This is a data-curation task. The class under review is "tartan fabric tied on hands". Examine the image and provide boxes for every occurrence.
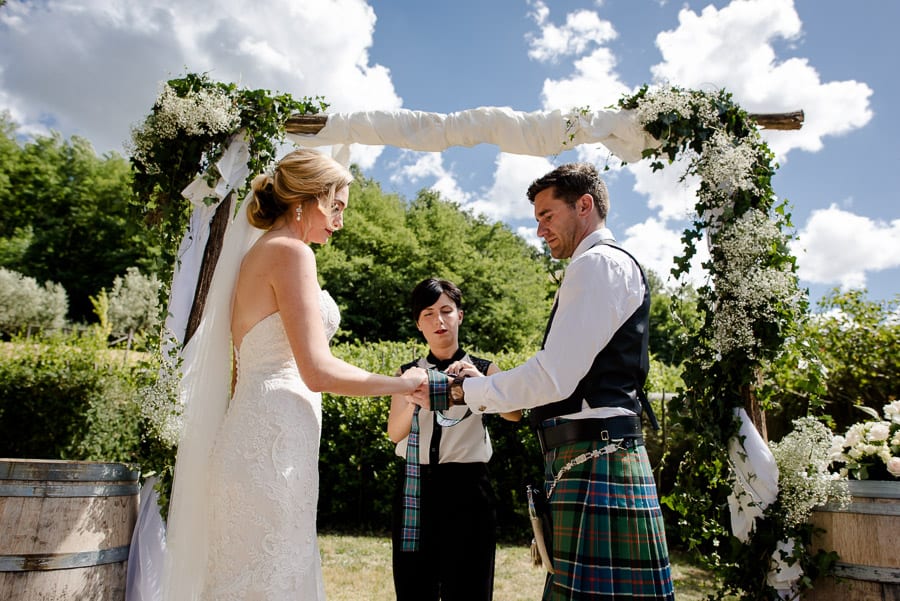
[400,405,422,552]
[399,369,453,552]
[427,368,452,412]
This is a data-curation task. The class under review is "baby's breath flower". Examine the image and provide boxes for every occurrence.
[695,130,761,195]
[138,348,184,448]
[770,417,850,528]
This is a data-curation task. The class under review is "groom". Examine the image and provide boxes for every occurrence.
[414,162,675,600]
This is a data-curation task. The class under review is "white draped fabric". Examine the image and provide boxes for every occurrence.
[286,106,659,164]
[727,408,799,595]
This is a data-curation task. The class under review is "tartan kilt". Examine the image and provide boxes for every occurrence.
[542,439,675,601]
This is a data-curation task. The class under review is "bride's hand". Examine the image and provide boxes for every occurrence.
[400,366,430,409]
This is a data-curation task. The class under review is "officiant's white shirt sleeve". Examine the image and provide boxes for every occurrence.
[463,229,644,415]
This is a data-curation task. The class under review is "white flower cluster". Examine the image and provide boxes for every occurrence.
[695,130,761,196]
[710,209,798,356]
[829,400,900,480]
[138,348,184,448]
[153,83,240,139]
[634,85,718,129]
[128,82,241,170]
[770,417,850,528]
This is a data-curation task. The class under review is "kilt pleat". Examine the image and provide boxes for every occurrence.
[542,440,675,601]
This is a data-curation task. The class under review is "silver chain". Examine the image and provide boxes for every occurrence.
[546,441,625,499]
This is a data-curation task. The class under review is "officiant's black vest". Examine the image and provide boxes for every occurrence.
[529,240,656,427]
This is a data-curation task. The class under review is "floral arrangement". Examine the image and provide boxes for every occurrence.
[619,85,811,600]
[830,401,900,480]
[128,72,328,306]
[770,417,850,529]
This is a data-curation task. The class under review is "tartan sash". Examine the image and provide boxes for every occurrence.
[399,349,486,552]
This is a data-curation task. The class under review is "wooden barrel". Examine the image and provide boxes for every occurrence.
[0,459,140,600]
[806,480,900,601]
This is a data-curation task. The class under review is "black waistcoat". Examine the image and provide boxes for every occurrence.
[529,240,652,426]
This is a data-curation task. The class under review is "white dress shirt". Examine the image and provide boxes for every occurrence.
[463,228,645,418]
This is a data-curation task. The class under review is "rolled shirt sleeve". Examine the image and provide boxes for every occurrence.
[462,230,644,414]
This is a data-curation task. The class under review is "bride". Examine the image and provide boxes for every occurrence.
[162,148,427,600]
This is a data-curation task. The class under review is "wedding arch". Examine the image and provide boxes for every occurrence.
[130,74,815,600]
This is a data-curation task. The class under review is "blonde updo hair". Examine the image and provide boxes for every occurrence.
[247,148,353,229]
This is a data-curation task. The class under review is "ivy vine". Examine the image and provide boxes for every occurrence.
[619,85,835,600]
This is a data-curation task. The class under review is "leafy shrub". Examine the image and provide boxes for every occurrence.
[0,331,145,462]
[0,267,68,336]
[106,267,162,347]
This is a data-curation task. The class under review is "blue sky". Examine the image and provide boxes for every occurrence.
[1,0,897,306]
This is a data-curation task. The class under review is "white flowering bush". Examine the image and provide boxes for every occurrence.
[770,417,850,528]
[830,401,900,480]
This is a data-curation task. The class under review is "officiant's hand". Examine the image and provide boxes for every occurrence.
[445,360,480,379]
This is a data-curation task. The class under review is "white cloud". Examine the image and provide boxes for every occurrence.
[466,154,554,222]
[791,205,900,289]
[650,0,872,159]
[627,158,699,222]
[517,225,544,251]
[621,218,710,288]
[527,1,617,63]
[389,151,472,205]
[0,0,401,156]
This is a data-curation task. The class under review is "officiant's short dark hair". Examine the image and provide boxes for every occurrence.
[526,162,609,221]
[410,278,462,321]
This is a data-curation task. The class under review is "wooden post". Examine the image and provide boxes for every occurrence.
[183,191,233,347]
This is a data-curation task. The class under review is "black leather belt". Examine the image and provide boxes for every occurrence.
[536,415,643,453]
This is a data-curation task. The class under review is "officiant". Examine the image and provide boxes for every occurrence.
[388,278,521,601]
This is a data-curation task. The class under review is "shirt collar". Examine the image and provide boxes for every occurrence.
[426,347,466,372]
[572,227,615,259]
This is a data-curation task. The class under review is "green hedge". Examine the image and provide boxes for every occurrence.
[0,336,678,543]
[0,332,149,462]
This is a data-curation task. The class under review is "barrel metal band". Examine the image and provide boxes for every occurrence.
[0,545,130,572]
[833,561,900,584]
[0,483,139,497]
[815,500,900,516]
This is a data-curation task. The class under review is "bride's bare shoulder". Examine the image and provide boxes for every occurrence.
[246,231,315,264]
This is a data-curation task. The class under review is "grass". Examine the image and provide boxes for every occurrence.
[320,533,718,601]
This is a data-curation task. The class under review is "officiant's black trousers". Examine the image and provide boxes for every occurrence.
[391,462,497,601]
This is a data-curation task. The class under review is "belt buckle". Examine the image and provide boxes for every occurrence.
[600,428,610,442]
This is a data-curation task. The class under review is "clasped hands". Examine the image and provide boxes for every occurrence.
[403,360,478,411]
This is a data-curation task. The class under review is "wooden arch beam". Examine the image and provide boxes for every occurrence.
[285,110,805,136]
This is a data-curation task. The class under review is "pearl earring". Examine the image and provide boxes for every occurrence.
[295,205,302,221]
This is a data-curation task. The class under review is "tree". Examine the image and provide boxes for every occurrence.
[760,288,900,439]
[315,173,556,352]
[646,270,701,367]
[0,123,159,321]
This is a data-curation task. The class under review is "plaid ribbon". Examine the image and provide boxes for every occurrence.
[399,368,454,552]
[400,405,422,551]
[427,368,451,412]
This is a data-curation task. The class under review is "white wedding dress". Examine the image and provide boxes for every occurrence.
[202,291,340,600]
